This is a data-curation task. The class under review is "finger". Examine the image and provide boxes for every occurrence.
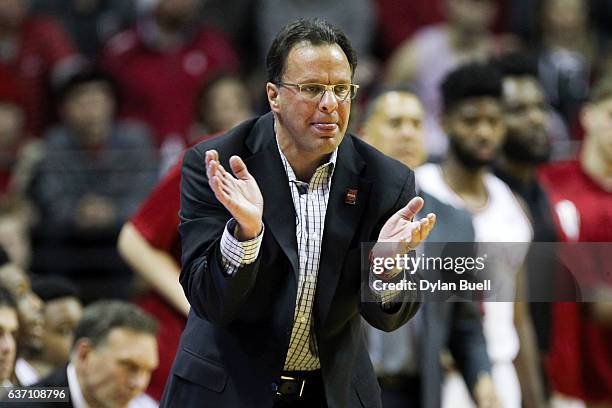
[419,219,433,239]
[205,150,218,170]
[229,155,252,180]
[210,176,229,204]
[396,196,424,221]
[206,158,218,180]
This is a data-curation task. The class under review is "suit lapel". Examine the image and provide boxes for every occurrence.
[315,137,371,327]
[243,114,300,278]
[243,115,372,324]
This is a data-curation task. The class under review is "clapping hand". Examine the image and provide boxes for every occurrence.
[205,150,264,241]
[372,197,436,275]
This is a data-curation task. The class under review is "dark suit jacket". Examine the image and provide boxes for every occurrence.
[418,192,491,408]
[160,113,421,408]
[26,366,72,408]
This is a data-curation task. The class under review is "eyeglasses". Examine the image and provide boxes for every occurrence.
[277,82,360,101]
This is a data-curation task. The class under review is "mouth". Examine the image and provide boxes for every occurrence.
[312,122,339,134]
[475,144,496,159]
[29,324,45,339]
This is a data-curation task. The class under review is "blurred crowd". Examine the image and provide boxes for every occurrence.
[0,0,611,407]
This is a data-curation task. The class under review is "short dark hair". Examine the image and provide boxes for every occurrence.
[266,18,358,84]
[441,62,503,112]
[31,276,80,302]
[73,301,157,348]
[493,51,539,78]
[362,83,419,124]
[0,285,17,310]
[55,67,118,105]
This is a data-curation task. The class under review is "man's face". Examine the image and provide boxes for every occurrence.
[543,0,587,35]
[0,263,44,352]
[445,0,497,33]
[79,328,158,408]
[363,92,426,168]
[62,82,115,147]
[0,216,30,269]
[0,0,29,30]
[200,78,253,134]
[0,103,24,150]
[444,97,506,170]
[582,97,612,163]
[502,76,550,164]
[155,0,200,30]
[267,42,352,160]
[0,306,18,382]
[42,297,82,367]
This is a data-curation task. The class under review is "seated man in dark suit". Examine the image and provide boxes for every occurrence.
[161,18,436,408]
[27,300,159,408]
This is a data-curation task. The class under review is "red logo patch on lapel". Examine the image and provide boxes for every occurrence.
[345,188,358,205]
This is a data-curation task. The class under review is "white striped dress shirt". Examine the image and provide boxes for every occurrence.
[219,139,336,371]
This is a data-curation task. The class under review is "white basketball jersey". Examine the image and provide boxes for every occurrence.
[416,163,533,363]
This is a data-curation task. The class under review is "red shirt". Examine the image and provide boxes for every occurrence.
[0,16,76,135]
[129,132,217,400]
[539,160,612,402]
[100,23,238,146]
[130,158,183,401]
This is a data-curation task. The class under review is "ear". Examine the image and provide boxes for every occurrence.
[266,82,281,113]
[74,338,94,363]
[441,113,451,135]
[580,104,593,132]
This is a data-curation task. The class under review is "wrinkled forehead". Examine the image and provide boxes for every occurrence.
[97,328,158,365]
[378,92,423,119]
[282,41,352,82]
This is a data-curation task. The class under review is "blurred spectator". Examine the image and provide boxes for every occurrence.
[100,0,238,168]
[187,73,255,145]
[0,75,28,198]
[0,260,45,386]
[0,0,80,136]
[494,52,559,244]
[254,1,377,89]
[362,88,500,408]
[537,0,594,130]
[117,156,185,401]
[31,0,138,60]
[28,68,158,301]
[0,74,44,209]
[0,212,31,271]
[31,276,83,379]
[540,75,612,407]
[493,52,565,402]
[374,0,445,57]
[415,62,545,408]
[0,285,18,390]
[385,0,518,159]
[0,72,42,272]
[29,300,159,408]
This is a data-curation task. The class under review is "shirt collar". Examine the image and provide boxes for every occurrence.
[67,363,89,408]
[274,130,337,183]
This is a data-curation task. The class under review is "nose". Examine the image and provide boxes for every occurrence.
[475,119,496,140]
[528,106,546,127]
[400,122,419,140]
[318,89,339,113]
[0,333,13,354]
[127,370,150,392]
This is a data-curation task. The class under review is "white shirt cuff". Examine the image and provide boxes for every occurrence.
[219,219,264,276]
